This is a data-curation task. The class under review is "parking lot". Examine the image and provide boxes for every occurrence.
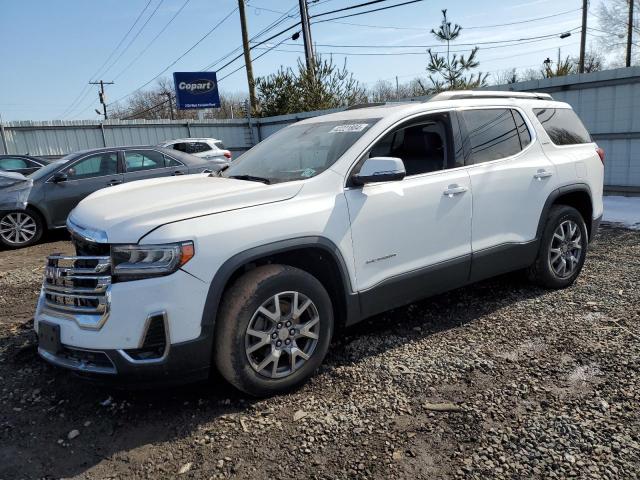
[0,226,638,479]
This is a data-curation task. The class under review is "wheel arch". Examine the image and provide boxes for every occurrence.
[537,183,594,240]
[200,237,359,336]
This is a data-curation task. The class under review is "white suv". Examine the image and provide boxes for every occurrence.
[159,138,232,163]
[35,91,604,396]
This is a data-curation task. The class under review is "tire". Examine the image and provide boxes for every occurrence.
[528,205,588,289]
[214,264,334,397]
[0,209,44,249]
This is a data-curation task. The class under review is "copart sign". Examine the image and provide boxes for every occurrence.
[173,71,221,110]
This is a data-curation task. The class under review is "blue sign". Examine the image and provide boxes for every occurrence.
[173,71,221,109]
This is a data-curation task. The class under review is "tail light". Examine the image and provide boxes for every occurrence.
[223,151,232,159]
[596,147,605,164]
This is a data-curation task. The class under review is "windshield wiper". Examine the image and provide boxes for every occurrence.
[228,174,271,184]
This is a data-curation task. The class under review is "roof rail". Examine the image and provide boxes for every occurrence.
[428,90,553,102]
[345,102,388,110]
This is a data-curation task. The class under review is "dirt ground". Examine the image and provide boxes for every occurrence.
[0,227,638,480]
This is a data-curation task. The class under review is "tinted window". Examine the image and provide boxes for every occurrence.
[214,141,225,149]
[462,109,522,163]
[0,158,28,170]
[513,110,532,148]
[164,155,183,167]
[66,153,118,179]
[125,150,165,172]
[171,143,188,152]
[533,108,591,145]
[192,142,212,153]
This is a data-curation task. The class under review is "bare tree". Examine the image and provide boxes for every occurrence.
[595,0,639,66]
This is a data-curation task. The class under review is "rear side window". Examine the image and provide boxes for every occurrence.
[192,142,212,153]
[214,141,225,150]
[533,108,591,145]
[125,150,165,172]
[461,109,523,163]
[164,155,183,167]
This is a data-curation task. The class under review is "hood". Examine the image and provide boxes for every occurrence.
[0,170,28,186]
[69,174,303,243]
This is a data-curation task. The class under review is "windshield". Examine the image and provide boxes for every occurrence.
[28,157,72,180]
[223,119,378,184]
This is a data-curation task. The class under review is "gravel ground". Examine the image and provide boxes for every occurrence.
[0,226,638,479]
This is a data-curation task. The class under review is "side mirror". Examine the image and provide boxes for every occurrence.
[52,172,68,183]
[352,157,406,186]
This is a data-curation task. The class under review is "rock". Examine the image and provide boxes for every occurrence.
[423,402,463,412]
[67,429,80,440]
[293,410,308,422]
[178,462,192,474]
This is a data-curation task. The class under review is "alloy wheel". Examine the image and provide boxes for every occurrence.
[0,212,37,245]
[549,219,582,278]
[245,291,320,379]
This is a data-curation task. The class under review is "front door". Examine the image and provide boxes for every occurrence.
[44,151,122,227]
[344,111,472,317]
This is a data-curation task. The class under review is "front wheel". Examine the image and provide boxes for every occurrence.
[214,265,334,397]
[528,205,588,289]
[0,210,44,249]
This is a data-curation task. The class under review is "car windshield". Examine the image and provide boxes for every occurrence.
[28,158,69,180]
[222,119,378,184]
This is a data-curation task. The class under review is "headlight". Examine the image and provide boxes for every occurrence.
[111,241,194,280]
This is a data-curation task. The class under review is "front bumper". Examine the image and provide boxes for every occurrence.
[34,256,214,385]
[37,329,213,386]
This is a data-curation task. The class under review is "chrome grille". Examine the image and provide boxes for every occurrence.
[42,255,111,329]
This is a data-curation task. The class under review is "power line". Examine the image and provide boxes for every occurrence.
[113,0,191,81]
[101,0,165,78]
[311,0,394,19]
[311,0,427,24]
[59,0,153,118]
[108,6,238,108]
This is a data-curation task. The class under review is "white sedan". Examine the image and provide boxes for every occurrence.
[159,138,232,164]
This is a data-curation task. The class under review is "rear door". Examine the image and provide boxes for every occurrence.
[122,149,186,183]
[460,107,556,278]
[43,151,122,227]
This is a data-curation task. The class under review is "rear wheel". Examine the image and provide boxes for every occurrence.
[214,265,333,397]
[0,209,43,248]
[528,205,588,289]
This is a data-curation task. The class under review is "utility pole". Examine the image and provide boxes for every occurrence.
[298,0,314,70]
[627,0,634,67]
[578,0,588,73]
[89,80,114,120]
[237,0,257,113]
[163,92,174,120]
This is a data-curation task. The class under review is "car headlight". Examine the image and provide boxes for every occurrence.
[111,241,194,280]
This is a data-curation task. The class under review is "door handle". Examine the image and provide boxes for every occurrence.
[108,179,122,186]
[172,170,185,176]
[534,169,553,180]
[443,184,468,197]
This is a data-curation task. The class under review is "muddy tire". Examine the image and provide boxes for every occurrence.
[214,265,333,397]
[0,209,44,249]
[528,205,588,289]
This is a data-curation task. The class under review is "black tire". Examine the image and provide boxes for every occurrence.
[0,209,44,249]
[528,205,588,289]
[214,264,334,397]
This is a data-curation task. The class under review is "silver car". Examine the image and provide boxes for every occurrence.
[0,146,219,249]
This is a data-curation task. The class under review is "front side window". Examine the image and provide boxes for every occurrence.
[461,109,523,163]
[0,158,28,170]
[66,153,118,179]
[223,119,379,183]
[366,111,460,176]
[533,108,592,145]
[125,150,165,172]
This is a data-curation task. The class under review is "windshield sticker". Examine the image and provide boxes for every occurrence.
[329,123,369,133]
[301,168,316,178]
